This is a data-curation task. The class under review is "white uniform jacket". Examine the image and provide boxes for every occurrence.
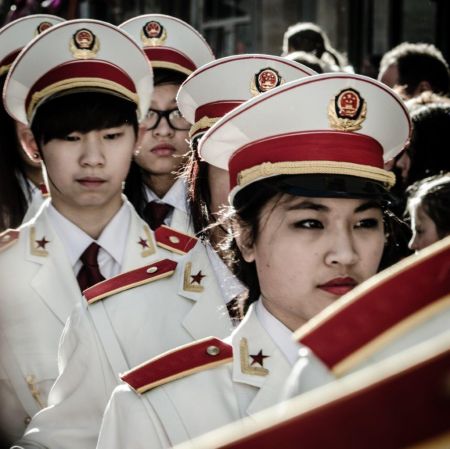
[0,200,158,443]
[96,303,292,449]
[15,239,234,449]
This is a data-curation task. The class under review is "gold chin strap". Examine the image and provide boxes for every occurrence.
[189,116,220,139]
[27,77,139,121]
[237,160,396,189]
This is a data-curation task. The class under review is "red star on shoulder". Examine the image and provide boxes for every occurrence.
[250,350,269,367]
[35,237,50,249]
[138,237,149,249]
[190,270,206,285]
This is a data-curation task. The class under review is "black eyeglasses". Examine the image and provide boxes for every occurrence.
[145,108,190,131]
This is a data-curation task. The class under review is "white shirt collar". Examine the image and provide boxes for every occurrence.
[205,244,246,304]
[255,299,300,366]
[47,200,131,269]
[144,178,188,213]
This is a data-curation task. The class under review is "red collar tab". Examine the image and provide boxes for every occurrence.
[154,225,198,255]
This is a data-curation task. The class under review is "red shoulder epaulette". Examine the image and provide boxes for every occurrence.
[0,229,20,253]
[294,236,450,375]
[121,336,233,394]
[83,259,177,305]
[154,225,198,255]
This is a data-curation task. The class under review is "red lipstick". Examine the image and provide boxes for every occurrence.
[318,277,357,296]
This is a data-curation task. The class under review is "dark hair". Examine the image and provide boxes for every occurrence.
[284,51,324,73]
[181,139,210,237]
[282,22,346,70]
[31,91,139,146]
[0,73,31,231]
[222,178,408,312]
[406,103,450,186]
[379,43,450,96]
[406,173,450,239]
[124,68,187,216]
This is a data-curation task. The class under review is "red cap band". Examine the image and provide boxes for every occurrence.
[144,47,196,73]
[228,131,384,190]
[0,49,21,70]
[194,101,243,122]
[26,60,137,112]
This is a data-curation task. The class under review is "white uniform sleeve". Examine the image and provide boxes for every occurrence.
[96,384,171,449]
[13,303,118,449]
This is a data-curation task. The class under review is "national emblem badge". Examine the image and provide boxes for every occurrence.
[70,28,99,59]
[328,88,367,132]
[250,67,283,96]
[35,21,53,36]
[141,20,167,46]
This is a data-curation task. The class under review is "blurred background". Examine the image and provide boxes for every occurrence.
[0,0,448,76]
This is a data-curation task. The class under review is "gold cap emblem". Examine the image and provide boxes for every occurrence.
[70,28,99,59]
[35,21,53,36]
[141,21,167,46]
[328,88,367,131]
[251,67,283,96]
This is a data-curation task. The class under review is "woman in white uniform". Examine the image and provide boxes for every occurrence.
[96,73,411,448]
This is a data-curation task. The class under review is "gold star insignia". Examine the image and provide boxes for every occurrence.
[190,270,206,285]
[35,237,49,249]
[250,350,269,367]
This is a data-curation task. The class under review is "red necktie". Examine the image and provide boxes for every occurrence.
[143,201,173,230]
[226,297,243,323]
[76,242,105,292]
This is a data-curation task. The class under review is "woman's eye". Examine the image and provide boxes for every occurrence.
[355,218,380,229]
[294,219,323,229]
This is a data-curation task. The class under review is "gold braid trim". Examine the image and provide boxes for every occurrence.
[189,116,220,138]
[151,61,193,76]
[238,161,396,188]
[0,63,11,77]
[27,78,139,120]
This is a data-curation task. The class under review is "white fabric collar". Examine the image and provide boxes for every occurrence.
[255,299,300,366]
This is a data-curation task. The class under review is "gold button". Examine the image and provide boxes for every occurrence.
[169,235,180,244]
[147,266,158,274]
[24,416,31,425]
[1,234,11,242]
[206,345,220,356]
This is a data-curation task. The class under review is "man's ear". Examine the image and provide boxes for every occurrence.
[233,221,255,263]
[16,122,41,162]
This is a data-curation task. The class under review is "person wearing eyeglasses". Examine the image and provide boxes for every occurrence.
[121,15,213,233]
